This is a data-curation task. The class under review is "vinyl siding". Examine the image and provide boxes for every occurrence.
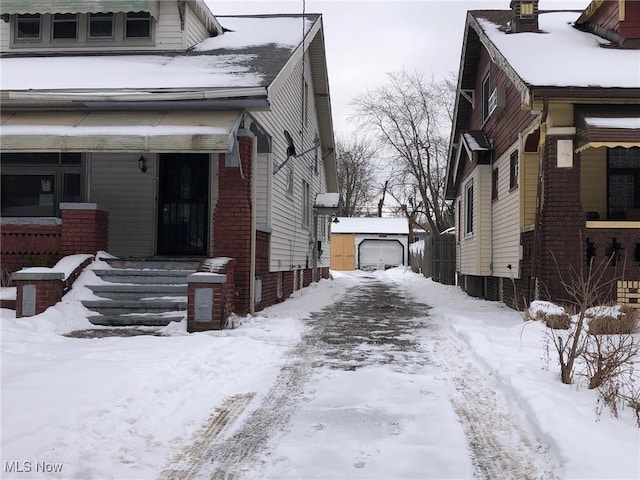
[252,55,329,272]
[458,166,491,276]
[521,152,538,228]
[1,1,186,52]
[492,148,521,278]
[255,152,272,231]
[580,147,607,219]
[183,3,210,49]
[89,153,156,257]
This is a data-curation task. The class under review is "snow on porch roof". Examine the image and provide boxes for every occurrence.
[331,217,409,235]
[0,110,242,153]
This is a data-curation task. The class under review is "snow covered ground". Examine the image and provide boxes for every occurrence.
[1,266,639,479]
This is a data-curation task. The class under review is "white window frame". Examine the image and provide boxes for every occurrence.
[465,180,474,235]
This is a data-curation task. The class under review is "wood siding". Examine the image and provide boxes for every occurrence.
[491,147,521,278]
[580,147,607,219]
[252,55,330,272]
[591,0,620,33]
[183,3,210,49]
[470,47,536,161]
[89,153,156,257]
[521,152,539,228]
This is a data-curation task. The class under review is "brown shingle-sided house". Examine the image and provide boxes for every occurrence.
[445,0,640,309]
[0,1,338,323]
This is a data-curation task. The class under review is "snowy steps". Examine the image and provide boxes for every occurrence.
[83,257,200,327]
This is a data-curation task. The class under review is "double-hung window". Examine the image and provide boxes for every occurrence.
[88,13,114,38]
[125,12,151,38]
[15,14,41,40]
[510,151,519,190]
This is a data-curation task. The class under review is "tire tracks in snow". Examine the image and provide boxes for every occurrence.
[428,326,561,480]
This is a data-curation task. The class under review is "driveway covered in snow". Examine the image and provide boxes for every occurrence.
[161,274,558,479]
[3,268,638,480]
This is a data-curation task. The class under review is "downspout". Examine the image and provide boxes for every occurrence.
[249,135,258,315]
[529,96,548,302]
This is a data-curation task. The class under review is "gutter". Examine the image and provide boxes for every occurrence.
[7,87,268,102]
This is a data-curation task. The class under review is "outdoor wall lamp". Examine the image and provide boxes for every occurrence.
[138,155,148,173]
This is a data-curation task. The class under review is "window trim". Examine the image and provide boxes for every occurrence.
[481,71,491,124]
[302,180,311,228]
[465,180,474,235]
[510,151,519,191]
[10,12,155,48]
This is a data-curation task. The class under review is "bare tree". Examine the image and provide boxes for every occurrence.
[335,135,378,217]
[351,70,454,233]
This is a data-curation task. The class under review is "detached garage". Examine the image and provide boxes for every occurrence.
[330,217,409,271]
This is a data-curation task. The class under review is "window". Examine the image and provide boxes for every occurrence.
[457,200,462,239]
[302,180,311,227]
[492,167,499,200]
[510,151,519,190]
[126,12,151,38]
[465,181,474,235]
[53,13,77,40]
[608,147,640,220]
[482,72,491,123]
[521,2,534,16]
[89,13,114,38]
[16,14,41,40]
[1,153,83,217]
[303,80,309,126]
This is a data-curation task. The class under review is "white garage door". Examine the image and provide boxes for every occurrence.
[358,240,404,271]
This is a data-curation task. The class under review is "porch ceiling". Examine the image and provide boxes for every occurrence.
[0,110,242,153]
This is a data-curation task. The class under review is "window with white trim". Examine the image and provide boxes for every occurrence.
[482,72,491,123]
[465,180,474,235]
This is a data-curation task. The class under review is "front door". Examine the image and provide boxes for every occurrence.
[157,154,209,256]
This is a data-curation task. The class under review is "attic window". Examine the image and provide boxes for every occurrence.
[16,14,40,39]
[125,12,151,38]
[520,2,534,17]
[481,72,491,123]
[89,13,114,38]
[53,13,77,40]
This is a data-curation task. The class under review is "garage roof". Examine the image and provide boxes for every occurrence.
[331,217,409,235]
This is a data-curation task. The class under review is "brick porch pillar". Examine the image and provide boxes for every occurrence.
[60,203,109,255]
[12,270,64,318]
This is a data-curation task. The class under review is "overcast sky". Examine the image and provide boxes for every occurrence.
[206,1,590,137]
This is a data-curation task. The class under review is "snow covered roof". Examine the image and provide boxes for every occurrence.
[331,217,409,235]
[0,15,320,93]
[472,11,640,89]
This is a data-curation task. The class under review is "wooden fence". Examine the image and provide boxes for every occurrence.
[409,233,456,285]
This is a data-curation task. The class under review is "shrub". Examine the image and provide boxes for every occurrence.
[528,300,571,329]
[587,306,639,335]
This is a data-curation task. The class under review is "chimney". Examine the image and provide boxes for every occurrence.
[510,0,540,33]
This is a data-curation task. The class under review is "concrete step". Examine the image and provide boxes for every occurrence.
[92,269,191,285]
[87,284,187,300]
[99,257,202,271]
[82,299,186,316]
[87,314,184,327]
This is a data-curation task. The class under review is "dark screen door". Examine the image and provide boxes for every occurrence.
[157,154,209,255]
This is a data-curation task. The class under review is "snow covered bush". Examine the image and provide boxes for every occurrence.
[528,300,571,329]
[587,305,639,335]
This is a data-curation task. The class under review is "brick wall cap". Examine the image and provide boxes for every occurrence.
[60,202,101,211]
[188,273,227,284]
[12,269,64,281]
[1,217,62,226]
